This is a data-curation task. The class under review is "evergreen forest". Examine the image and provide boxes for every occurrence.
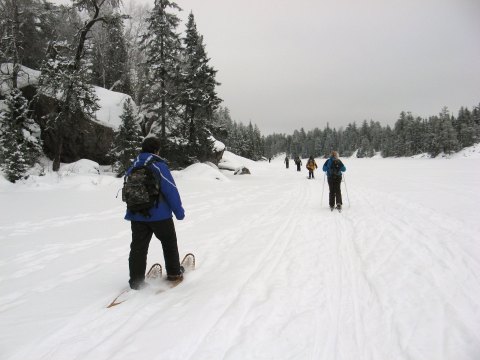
[0,0,479,183]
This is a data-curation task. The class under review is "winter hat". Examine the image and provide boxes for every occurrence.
[142,136,161,154]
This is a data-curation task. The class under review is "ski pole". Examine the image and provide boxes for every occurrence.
[321,173,325,206]
[343,174,351,208]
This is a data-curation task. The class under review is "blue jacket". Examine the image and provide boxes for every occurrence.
[124,153,185,222]
[322,156,346,178]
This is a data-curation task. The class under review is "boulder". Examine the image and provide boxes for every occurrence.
[234,167,251,175]
[209,137,226,165]
[33,92,115,164]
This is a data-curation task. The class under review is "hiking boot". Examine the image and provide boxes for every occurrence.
[330,206,334,211]
[130,280,150,290]
[166,274,183,281]
[336,204,342,210]
[167,266,185,281]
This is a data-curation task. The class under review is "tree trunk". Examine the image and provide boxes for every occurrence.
[10,0,21,89]
[189,110,195,144]
[52,137,63,171]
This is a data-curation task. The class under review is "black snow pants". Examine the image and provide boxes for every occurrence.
[327,176,342,207]
[129,219,181,287]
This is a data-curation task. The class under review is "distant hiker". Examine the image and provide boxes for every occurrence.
[123,136,185,290]
[294,156,302,171]
[284,156,290,169]
[322,151,346,211]
[306,156,318,179]
[269,157,271,163]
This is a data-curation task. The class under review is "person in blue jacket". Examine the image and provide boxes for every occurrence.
[322,151,346,211]
[124,136,185,289]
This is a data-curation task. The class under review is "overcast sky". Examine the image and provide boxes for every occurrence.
[117,1,479,133]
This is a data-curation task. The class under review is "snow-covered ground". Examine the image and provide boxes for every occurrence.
[1,151,479,360]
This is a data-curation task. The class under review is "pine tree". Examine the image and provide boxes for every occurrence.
[0,125,29,182]
[322,123,334,156]
[456,106,476,148]
[140,0,183,142]
[254,126,264,159]
[380,125,395,157]
[20,0,59,69]
[343,122,358,157]
[110,98,142,176]
[369,120,383,153]
[211,106,232,144]
[179,12,221,161]
[393,112,408,156]
[91,15,132,94]
[358,137,374,158]
[0,89,41,181]
[424,116,441,157]
[473,103,480,143]
[0,0,75,82]
[0,0,24,89]
[438,107,459,154]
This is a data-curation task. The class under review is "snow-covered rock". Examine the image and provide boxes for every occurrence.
[1,63,135,164]
[59,159,100,175]
[94,86,134,130]
[0,63,41,94]
[173,163,229,182]
[210,136,225,152]
[218,150,257,173]
[234,167,251,175]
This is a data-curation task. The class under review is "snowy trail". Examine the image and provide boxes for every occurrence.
[1,156,480,360]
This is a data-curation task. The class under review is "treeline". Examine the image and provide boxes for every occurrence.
[262,104,480,159]
[211,107,264,161]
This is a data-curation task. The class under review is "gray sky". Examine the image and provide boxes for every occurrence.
[126,1,480,133]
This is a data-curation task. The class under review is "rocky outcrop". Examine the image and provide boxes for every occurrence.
[32,91,114,164]
[1,64,130,165]
[234,167,251,175]
[209,147,225,166]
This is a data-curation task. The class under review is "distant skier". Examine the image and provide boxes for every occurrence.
[284,156,290,169]
[322,151,346,211]
[306,155,318,179]
[294,156,302,171]
[123,136,185,290]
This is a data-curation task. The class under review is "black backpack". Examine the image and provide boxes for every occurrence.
[122,160,161,217]
[330,159,343,178]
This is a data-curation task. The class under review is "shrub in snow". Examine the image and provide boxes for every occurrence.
[0,89,42,182]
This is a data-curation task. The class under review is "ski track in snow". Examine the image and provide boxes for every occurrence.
[1,158,480,360]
